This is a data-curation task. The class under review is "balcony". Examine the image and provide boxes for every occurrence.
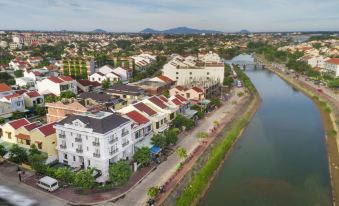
[122,141,129,147]
[92,141,100,146]
[121,131,129,137]
[75,137,82,143]
[109,149,119,155]
[59,134,66,139]
[109,138,118,144]
[76,148,83,153]
[60,144,67,149]
[93,153,100,158]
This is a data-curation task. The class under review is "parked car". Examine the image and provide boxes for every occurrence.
[0,186,38,206]
[37,176,59,192]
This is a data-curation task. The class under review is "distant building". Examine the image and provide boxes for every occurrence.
[37,76,77,96]
[61,58,95,79]
[106,84,144,104]
[324,58,339,77]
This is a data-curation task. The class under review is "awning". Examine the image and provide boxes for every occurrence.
[150,145,161,155]
[16,133,30,140]
[35,141,42,144]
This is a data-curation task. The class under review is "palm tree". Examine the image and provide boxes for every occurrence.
[176,147,187,162]
[196,131,209,141]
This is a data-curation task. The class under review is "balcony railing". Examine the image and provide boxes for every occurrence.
[122,141,129,147]
[76,148,83,153]
[92,141,100,146]
[60,144,67,149]
[75,137,82,143]
[93,153,100,158]
[109,138,118,144]
[109,149,119,155]
[59,134,66,139]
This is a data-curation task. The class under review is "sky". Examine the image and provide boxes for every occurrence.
[1,0,339,32]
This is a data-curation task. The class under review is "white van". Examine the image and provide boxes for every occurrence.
[37,176,59,192]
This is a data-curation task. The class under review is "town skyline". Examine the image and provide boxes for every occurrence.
[1,0,339,32]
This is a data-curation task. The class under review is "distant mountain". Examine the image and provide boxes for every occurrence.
[239,29,251,34]
[92,29,107,33]
[140,26,222,34]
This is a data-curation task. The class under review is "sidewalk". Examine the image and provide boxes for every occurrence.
[112,88,246,206]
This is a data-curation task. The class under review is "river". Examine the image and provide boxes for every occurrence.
[201,54,332,206]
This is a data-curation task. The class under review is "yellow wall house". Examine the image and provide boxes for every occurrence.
[30,122,57,157]
[1,118,31,144]
[15,122,42,149]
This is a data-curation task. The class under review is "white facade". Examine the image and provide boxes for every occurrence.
[15,77,36,89]
[162,53,224,85]
[55,112,133,181]
[37,77,77,96]
[0,94,25,112]
[324,59,339,77]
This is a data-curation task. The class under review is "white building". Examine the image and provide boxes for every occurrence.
[324,58,339,77]
[162,52,224,85]
[55,111,133,181]
[0,93,25,112]
[37,76,77,96]
[92,65,129,83]
[131,54,156,71]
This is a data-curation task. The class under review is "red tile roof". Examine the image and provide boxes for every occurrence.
[15,89,28,95]
[171,98,182,106]
[8,118,30,129]
[16,133,30,140]
[157,75,175,84]
[24,122,41,131]
[3,93,21,100]
[37,122,56,137]
[175,94,187,102]
[26,91,41,98]
[159,95,168,102]
[0,84,11,92]
[192,87,203,93]
[78,79,101,87]
[326,58,339,65]
[59,76,74,81]
[126,110,150,124]
[48,76,64,83]
[134,102,157,116]
[175,86,186,91]
[148,96,167,109]
[32,71,42,76]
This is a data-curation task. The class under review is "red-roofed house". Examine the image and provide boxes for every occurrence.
[23,91,44,107]
[1,118,30,144]
[170,86,205,101]
[37,76,77,95]
[77,79,102,93]
[125,110,153,144]
[0,83,13,98]
[324,58,339,77]
[30,122,57,156]
[0,93,25,112]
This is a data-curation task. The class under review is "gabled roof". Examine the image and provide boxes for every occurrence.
[175,94,187,102]
[59,76,74,82]
[24,122,41,131]
[326,58,339,65]
[134,102,157,116]
[3,93,21,100]
[157,75,175,84]
[171,98,182,106]
[77,79,101,87]
[125,110,150,125]
[0,84,11,92]
[8,118,30,129]
[148,96,167,109]
[158,95,168,102]
[15,89,28,95]
[26,91,41,98]
[192,86,203,93]
[47,76,73,84]
[175,86,186,91]
[37,122,56,137]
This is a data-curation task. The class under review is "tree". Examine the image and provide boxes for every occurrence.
[164,128,179,146]
[9,144,28,164]
[147,186,159,199]
[11,111,25,120]
[213,120,220,127]
[133,147,152,167]
[151,133,167,150]
[191,104,204,119]
[29,144,41,156]
[28,153,47,174]
[172,114,194,130]
[109,160,132,186]
[0,117,5,125]
[55,167,75,184]
[210,97,221,107]
[196,131,209,140]
[73,169,95,190]
[44,95,56,103]
[14,70,23,78]
[102,79,110,89]
[176,147,187,162]
[60,91,76,99]
[0,145,7,157]
[34,105,47,116]
[328,78,339,88]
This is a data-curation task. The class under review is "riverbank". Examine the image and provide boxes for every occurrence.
[256,54,339,206]
[161,89,261,206]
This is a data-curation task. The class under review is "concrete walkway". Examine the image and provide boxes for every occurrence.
[109,89,245,206]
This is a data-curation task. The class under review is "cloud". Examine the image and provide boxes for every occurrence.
[0,0,338,32]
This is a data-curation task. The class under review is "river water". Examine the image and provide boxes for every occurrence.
[201,55,332,206]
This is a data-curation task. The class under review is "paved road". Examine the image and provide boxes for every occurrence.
[109,89,244,206]
[0,170,67,206]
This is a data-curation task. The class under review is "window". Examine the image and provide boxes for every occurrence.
[176,77,179,79]
[7,132,11,139]
[38,143,42,149]
[73,156,76,161]
[156,122,159,129]
[190,72,192,75]
[207,72,209,75]
[16,102,21,106]
[176,72,179,74]
[64,154,68,159]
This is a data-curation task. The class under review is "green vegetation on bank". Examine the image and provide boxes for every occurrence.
[233,65,256,93]
[175,100,256,206]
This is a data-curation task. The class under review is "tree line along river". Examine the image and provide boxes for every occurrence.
[201,54,332,206]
